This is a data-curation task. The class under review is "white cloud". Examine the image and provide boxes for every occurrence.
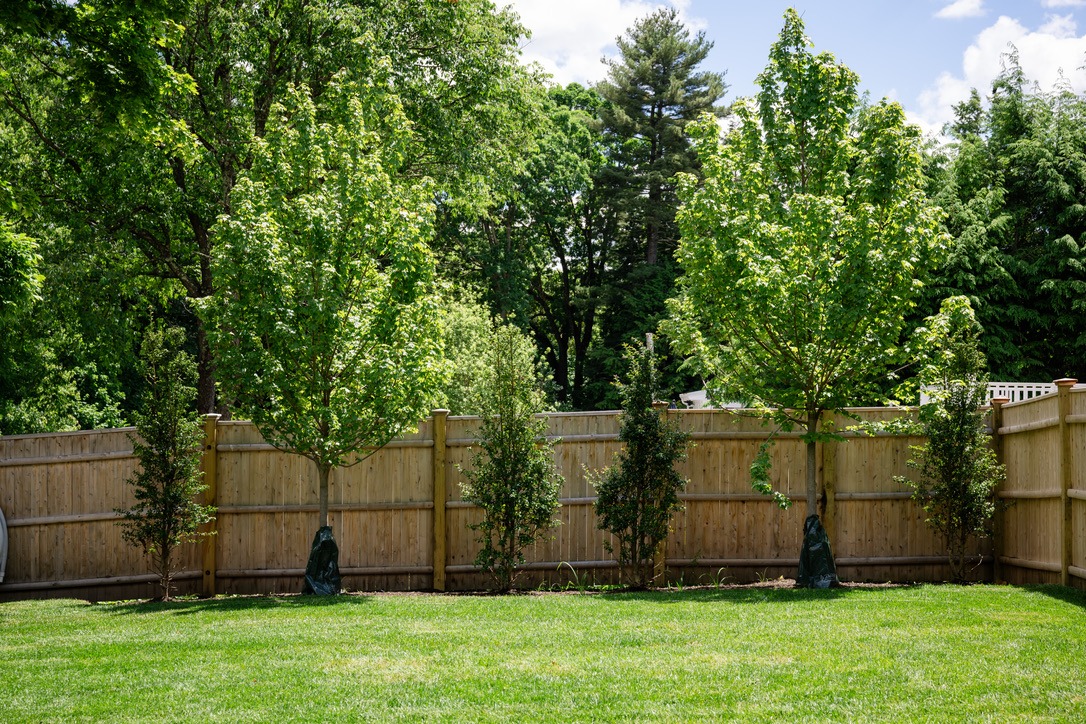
[909,14,1086,134]
[935,0,987,20]
[503,0,706,86]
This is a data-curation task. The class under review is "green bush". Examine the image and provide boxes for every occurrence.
[117,324,215,600]
[897,297,1005,582]
[593,346,689,588]
[460,322,562,592]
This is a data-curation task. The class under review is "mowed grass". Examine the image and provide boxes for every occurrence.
[1,584,1084,722]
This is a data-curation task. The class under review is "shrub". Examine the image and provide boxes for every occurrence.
[460,322,562,592]
[897,297,1005,582]
[593,345,689,588]
[117,324,215,600]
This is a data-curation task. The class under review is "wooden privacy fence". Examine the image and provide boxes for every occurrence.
[1,391,1078,601]
[992,379,1086,588]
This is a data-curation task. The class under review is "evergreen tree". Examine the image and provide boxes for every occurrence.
[897,297,1005,582]
[923,55,1086,381]
[593,345,689,588]
[460,322,562,592]
[593,8,726,406]
[597,8,726,269]
[117,323,214,601]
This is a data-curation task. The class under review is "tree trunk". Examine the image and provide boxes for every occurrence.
[806,410,819,517]
[318,463,331,528]
[196,323,218,415]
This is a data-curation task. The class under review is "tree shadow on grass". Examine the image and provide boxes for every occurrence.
[1028,584,1086,610]
[99,592,374,616]
[595,585,869,605]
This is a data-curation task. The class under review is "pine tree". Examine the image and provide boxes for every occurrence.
[597,8,726,269]
[593,8,726,406]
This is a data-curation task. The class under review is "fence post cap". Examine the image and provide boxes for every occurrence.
[990,396,1010,406]
[1054,378,1078,388]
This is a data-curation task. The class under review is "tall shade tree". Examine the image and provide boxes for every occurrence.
[667,10,944,556]
[593,8,726,405]
[0,0,539,416]
[439,84,620,408]
[203,74,443,555]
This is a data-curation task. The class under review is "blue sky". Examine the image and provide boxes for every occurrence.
[505,0,1086,134]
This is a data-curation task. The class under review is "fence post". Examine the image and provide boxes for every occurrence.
[652,400,669,584]
[432,409,449,592]
[201,413,222,597]
[989,396,1010,583]
[1056,379,1077,587]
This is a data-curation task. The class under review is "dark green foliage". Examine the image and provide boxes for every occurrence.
[923,55,1086,381]
[460,323,562,592]
[593,9,726,405]
[897,297,1005,582]
[597,7,726,269]
[593,346,689,588]
[0,218,40,316]
[0,0,541,416]
[117,323,214,601]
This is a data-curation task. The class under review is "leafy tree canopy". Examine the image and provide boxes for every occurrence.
[667,9,945,515]
[203,69,444,527]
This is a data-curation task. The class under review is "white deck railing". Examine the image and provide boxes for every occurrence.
[919,381,1058,405]
[682,382,1070,408]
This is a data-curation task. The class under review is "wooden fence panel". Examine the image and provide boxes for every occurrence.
[999,394,1064,584]
[3,399,1080,599]
[0,428,202,600]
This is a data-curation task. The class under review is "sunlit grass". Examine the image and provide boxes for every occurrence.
[1,585,1084,722]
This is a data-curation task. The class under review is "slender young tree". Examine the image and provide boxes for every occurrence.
[460,321,562,593]
[667,10,944,584]
[897,296,1005,581]
[593,345,689,588]
[117,323,214,601]
[203,72,444,591]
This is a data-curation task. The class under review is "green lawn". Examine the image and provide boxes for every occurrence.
[1,585,1084,722]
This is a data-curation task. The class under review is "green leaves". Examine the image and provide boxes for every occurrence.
[593,345,690,588]
[460,322,561,592]
[668,10,944,513]
[669,11,943,421]
[204,74,443,505]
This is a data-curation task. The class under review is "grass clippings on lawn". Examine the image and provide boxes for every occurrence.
[1,584,1084,722]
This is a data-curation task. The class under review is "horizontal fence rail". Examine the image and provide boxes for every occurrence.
[1,384,1082,600]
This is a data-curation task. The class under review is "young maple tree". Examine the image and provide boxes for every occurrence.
[204,70,443,591]
[667,10,944,584]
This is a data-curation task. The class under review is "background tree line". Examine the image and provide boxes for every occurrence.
[0,1,1082,435]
